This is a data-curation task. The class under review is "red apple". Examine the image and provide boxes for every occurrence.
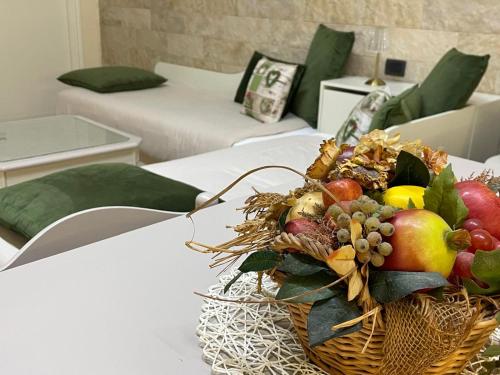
[456,180,500,239]
[322,179,363,208]
[452,252,475,279]
[285,219,318,236]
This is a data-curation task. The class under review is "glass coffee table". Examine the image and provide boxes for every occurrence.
[0,115,141,188]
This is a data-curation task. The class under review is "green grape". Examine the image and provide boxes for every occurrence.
[357,251,371,264]
[371,252,385,267]
[379,222,395,237]
[336,228,350,243]
[355,239,370,253]
[352,211,367,224]
[367,232,382,247]
[350,200,362,213]
[378,242,393,256]
[336,213,351,229]
[326,204,344,220]
[361,199,380,214]
[364,217,380,232]
[380,205,396,220]
[359,195,371,202]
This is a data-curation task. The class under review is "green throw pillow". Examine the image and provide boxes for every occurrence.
[419,48,489,116]
[235,51,305,118]
[291,25,355,128]
[58,66,167,93]
[0,164,201,239]
[369,85,422,131]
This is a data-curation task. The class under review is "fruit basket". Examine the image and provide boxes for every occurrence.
[187,131,500,375]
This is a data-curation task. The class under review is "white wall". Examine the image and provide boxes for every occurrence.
[80,0,102,67]
[0,0,82,121]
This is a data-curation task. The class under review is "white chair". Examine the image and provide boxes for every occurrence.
[0,206,181,271]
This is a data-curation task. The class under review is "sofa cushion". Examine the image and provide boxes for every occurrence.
[369,85,422,131]
[291,25,355,128]
[241,57,299,123]
[419,48,490,116]
[235,51,305,118]
[58,66,167,93]
[0,163,201,239]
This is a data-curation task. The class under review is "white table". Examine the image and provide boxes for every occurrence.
[0,157,489,374]
[0,115,141,187]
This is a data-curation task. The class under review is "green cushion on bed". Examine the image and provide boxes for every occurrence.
[369,85,422,131]
[0,164,201,239]
[419,48,489,116]
[291,25,355,128]
[58,66,167,93]
[234,51,306,118]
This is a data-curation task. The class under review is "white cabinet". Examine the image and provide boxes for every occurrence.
[317,76,413,135]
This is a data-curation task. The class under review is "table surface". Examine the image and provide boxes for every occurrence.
[0,156,489,375]
[0,115,140,169]
[322,75,414,96]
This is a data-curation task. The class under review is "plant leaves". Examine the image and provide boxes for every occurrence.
[307,295,362,347]
[278,208,290,232]
[370,271,449,304]
[278,253,329,276]
[238,250,282,273]
[423,164,468,228]
[223,272,243,294]
[464,249,500,295]
[389,151,430,188]
[483,345,500,357]
[407,198,416,209]
[275,272,340,304]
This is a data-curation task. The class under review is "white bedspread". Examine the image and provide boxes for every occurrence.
[56,84,309,161]
[143,135,491,201]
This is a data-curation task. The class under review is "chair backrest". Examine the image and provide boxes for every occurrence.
[1,206,181,271]
[155,62,243,98]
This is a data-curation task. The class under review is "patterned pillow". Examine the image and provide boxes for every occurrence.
[336,90,391,145]
[242,57,298,123]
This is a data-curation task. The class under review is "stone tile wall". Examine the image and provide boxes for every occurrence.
[99,0,500,94]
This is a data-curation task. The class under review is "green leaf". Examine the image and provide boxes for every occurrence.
[275,272,340,304]
[278,208,290,232]
[464,249,500,295]
[423,164,468,228]
[389,151,430,188]
[483,345,500,357]
[496,312,500,324]
[223,272,243,294]
[370,271,449,304]
[279,253,329,276]
[238,251,282,273]
[307,295,362,347]
[407,198,416,209]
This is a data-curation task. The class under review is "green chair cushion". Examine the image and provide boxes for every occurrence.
[234,51,306,118]
[369,85,422,131]
[419,48,489,116]
[291,25,355,128]
[0,163,201,239]
[58,66,167,93]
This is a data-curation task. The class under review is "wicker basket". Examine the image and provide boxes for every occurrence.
[287,302,498,375]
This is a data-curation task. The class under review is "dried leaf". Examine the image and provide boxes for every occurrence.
[350,219,363,245]
[348,270,364,301]
[326,245,356,276]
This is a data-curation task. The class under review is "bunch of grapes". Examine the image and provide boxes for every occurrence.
[326,196,397,268]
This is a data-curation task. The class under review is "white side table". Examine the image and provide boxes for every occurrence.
[318,76,414,135]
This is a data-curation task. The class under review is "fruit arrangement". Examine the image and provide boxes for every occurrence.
[187,131,499,375]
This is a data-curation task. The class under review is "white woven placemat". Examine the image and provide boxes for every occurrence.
[197,271,499,375]
[196,271,325,375]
